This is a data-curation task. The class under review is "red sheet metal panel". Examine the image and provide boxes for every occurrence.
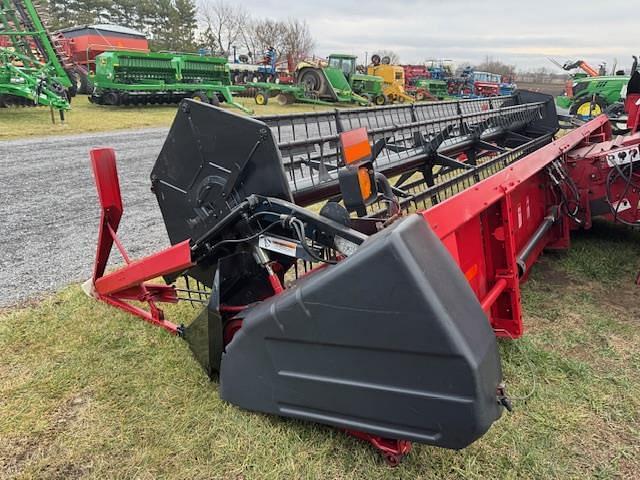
[421,115,612,338]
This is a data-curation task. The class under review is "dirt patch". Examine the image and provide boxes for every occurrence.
[601,284,640,321]
[529,255,573,287]
[1,393,91,479]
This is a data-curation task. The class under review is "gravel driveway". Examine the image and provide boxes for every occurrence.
[0,128,173,307]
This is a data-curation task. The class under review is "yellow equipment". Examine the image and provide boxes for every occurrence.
[367,60,414,104]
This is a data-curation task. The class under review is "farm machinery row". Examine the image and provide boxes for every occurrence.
[403,62,517,101]
[246,54,515,108]
[83,78,640,466]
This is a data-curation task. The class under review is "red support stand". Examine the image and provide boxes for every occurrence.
[87,148,195,334]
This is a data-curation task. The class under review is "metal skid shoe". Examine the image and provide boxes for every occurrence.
[87,100,508,465]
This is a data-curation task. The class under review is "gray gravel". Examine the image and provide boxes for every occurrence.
[0,128,172,307]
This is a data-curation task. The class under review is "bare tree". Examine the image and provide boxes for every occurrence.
[474,56,516,78]
[198,0,249,56]
[241,18,287,60]
[281,18,314,63]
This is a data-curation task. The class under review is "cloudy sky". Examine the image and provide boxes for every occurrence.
[241,0,637,72]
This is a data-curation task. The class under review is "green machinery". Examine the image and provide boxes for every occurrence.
[90,50,252,113]
[0,0,73,116]
[298,53,383,105]
[556,74,630,117]
[412,78,450,100]
[249,82,335,106]
[249,53,383,107]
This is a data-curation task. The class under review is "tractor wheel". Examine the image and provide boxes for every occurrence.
[381,56,391,65]
[570,95,607,117]
[65,68,80,97]
[191,91,209,103]
[255,91,268,105]
[374,94,388,106]
[371,54,381,66]
[233,73,243,84]
[298,68,326,95]
[209,94,221,106]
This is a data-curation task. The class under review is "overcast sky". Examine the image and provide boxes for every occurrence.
[242,0,637,72]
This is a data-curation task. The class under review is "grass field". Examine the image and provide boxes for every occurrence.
[1,220,638,479]
[0,95,333,140]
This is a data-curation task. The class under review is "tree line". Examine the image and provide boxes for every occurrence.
[46,0,315,61]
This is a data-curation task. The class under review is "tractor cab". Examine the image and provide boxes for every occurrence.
[327,53,358,81]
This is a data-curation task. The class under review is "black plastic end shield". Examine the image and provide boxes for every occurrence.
[150,100,292,246]
[219,214,503,449]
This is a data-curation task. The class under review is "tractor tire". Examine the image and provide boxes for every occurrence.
[65,68,80,97]
[298,68,326,96]
[210,94,221,106]
[191,91,209,103]
[371,54,381,66]
[381,56,391,65]
[255,91,268,105]
[570,95,607,117]
[374,94,388,106]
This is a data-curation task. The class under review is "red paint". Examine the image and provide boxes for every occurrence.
[89,148,194,335]
[345,430,412,466]
[421,115,639,338]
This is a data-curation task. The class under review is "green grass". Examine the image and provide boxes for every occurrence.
[1,220,639,479]
[0,95,333,141]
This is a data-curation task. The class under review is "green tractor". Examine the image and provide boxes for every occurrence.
[556,75,630,117]
[296,53,385,105]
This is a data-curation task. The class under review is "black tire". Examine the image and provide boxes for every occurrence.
[79,71,94,95]
[65,69,80,97]
[103,91,120,106]
[210,94,221,106]
[371,54,381,66]
[298,68,326,95]
[381,56,391,65]
[374,94,387,106]
[190,91,209,103]
[570,95,607,117]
